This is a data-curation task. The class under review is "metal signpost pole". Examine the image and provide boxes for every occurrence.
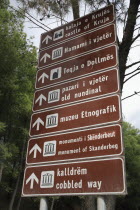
[97,196,106,210]
[39,197,48,210]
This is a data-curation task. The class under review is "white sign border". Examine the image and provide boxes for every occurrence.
[38,24,117,70]
[29,94,122,138]
[26,123,123,165]
[22,157,126,197]
[36,44,118,90]
[33,68,120,112]
[39,4,115,51]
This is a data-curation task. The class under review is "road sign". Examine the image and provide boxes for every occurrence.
[26,124,123,165]
[38,24,116,68]
[23,4,126,198]
[22,157,126,196]
[36,45,118,89]
[33,69,119,112]
[29,94,121,137]
[40,4,114,50]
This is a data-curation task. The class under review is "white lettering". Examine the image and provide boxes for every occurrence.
[87,181,102,190]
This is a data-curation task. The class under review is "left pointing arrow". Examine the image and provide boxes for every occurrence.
[29,144,42,158]
[35,94,47,106]
[32,118,44,131]
[26,173,39,189]
[40,53,51,63]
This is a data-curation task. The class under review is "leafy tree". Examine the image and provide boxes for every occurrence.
[116,122,140,210]
[0,2,37,210]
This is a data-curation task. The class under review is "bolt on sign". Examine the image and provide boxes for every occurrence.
[22,158,126,196]
[33,69,119,112]
[26,124,123,165]
[38,24,116,68]
[29,94,121,137]
[36,45,118,89]
[40,4,114,49]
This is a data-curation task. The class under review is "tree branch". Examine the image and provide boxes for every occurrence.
[131,33,140,44]
[106,0,111,5]
[131,44,140,49]
[134,26,140,31]
[71,0,80,19]
[51,14,68,23]
[119,0,140,90]
[84,2,87,15]
[136,14,140,18]
[125,66,140,76]
[18,6,52,30]
[8,5,48,31]
[122,91,140,100]
[126,60,140,69]
[117,35,120,46]
[123,71,140,84]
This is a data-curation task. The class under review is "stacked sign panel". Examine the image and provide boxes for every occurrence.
[22,4,126,196]
[23,158,125,196]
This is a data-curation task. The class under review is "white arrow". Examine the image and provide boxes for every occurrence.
[38,73,49,83]
[26,173,39,189]
[42,35,52,44]
[29,144,42,158]
[35,94,46,106]
[32,118,44,131]
[40,53,51,63]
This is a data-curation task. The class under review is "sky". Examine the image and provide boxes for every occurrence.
[10,0,140,129]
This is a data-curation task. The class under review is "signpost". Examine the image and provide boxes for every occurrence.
[26,124,123,165]
[36,45,118,89]
[22,158,126,196]
[30,94,121,137]
[40,4,114,49]
[22,4,126,203]
[33,69,119,111]
[38,24,116,68]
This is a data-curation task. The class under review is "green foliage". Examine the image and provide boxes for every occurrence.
[18,0,72,19]
[0,5,37,208]
[17,0,127,23]
[0,8,36,130]
[0,122,6,132]
[0,143,10,163]
[116,122,140,210]
[0,0,9,9]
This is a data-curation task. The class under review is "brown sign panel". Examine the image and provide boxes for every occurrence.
[33,69,119,112]
[27,124,123,165]
[40,5,114,50]
[29,95,121,137]
[36,45,118,89]
[22,158,126,196]
[38,24,116,68]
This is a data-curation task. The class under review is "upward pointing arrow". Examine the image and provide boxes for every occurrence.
[42,35,52,44]
[29,144,42,158]
[38,73,49,83]
[40,53,51,63]
[32,118,44,131]
[26,173,39,189]
[35,94,46,106]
